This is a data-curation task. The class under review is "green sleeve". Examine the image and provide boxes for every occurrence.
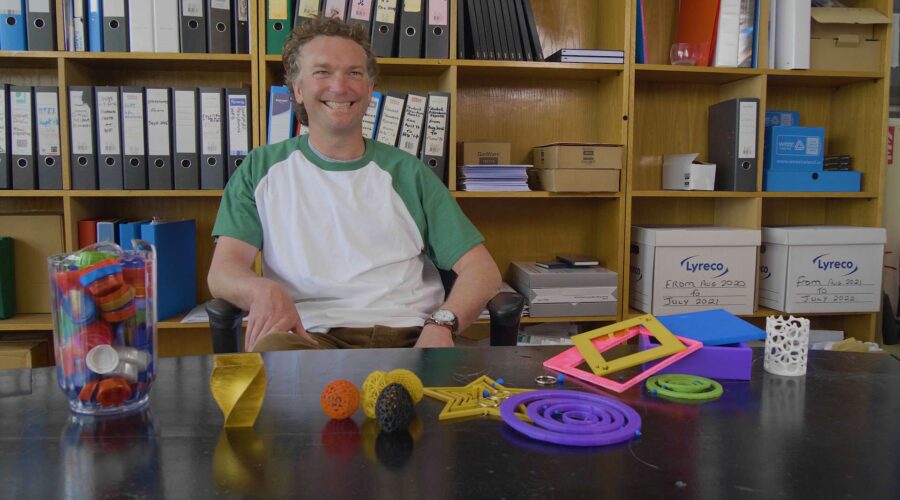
[418,165,484,270]
[211,149,264,249]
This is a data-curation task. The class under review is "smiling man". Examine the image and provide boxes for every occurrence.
[208,17,501,352]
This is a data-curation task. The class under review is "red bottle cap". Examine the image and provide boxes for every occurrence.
[96,377,133,407]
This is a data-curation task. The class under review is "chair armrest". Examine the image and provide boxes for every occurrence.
[487,292,525,346]
[206,298,246,353]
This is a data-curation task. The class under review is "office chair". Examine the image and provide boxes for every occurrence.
[206,270,525,353]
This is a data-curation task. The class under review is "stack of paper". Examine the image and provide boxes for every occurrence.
[458,164,531,192]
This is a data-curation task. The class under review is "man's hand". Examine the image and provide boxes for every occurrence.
[414,324,455,348]
[244,281,317,351]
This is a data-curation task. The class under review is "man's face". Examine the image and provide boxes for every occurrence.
[291,36,374,139]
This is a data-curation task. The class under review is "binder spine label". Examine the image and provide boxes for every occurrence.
[299,0,320,17]
[323,0,346,19]
[375,95,404,146]
[423,95,448,156]
[375,0,397,24]
[738,101,757,158]
[104,0,125,17]
[227,96,249,155]
[238,0,248,21]
[97,92,121,155]
[30,0,51,12]
[398,94,426,156]
[350,0,373,21]
[70,91,94,155]
[0,89,6,155]
[201,92,223,155]
[183,0,203,16]
[147,90,171,155]
[10,91,32,156]
[211,0,229,8]
[175,91,197,153]
[404,0,421,13]
[428,0,447,24]
[361,93,382,139]
[270,0,288,19]
[0,1,23,15]
[122,93,146,155]
[35,92,61,157]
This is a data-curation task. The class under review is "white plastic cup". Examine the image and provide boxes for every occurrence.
[764,315,811,376]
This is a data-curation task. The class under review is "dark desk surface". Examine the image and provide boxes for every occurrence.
[0,347,898,499]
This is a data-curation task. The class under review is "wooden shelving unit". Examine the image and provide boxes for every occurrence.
[0,0,890,355]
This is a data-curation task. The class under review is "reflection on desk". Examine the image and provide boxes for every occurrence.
[0,347,897,499]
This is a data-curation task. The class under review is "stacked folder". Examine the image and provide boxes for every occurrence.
[0,85,62,190]
[65,0,251,53]
[268,0,449,58]
[68,86,252,190]
[458,164,531,192]
[458,0,542,61]
[545,49,624,64]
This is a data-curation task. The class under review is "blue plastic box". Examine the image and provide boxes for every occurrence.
[764,126,825,171]
[763,169,861,192]
[765,110,800,127]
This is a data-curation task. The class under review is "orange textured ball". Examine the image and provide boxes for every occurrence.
[320,379,361,420]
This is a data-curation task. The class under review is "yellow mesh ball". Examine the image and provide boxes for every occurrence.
[361,371,387,419]
[385,369,424,403]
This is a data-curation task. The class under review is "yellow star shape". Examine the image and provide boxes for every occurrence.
[424,375,533,422]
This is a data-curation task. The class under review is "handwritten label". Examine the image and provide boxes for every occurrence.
[96,91,121,155]
[0,89,6,155]
[10,90,32,156]
[174,90,197,153]
[403,0,421,13]
[298,0,320,18]
[227,95,249,155]
[182,0,203,17]
[122,92,145,156]
[375,95,404,146]
[428,0,447,25]
[375,0,397,24]
[201,92,223,156]
[350,0,373,21]
[398,94,426,156]
[361,94,381,139]
[146,89,171,156]
[323,0,347,19]
[69,90,93,155]
[35,91,60,157]
[423,94,448,157]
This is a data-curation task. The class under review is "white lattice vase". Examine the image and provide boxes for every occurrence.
[764,316,811,376]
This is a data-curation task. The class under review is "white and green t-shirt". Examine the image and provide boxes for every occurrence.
[212,135,483,332]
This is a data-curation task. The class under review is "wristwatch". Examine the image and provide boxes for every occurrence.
[425,309,459,337]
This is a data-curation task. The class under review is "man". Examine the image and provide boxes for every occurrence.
[208,17,501,352]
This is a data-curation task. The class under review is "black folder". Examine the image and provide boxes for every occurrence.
[397,0,423,58]
[420,91,450,184]
[511,0,532,61]
[519,0,542,60]
[120,86,148,190]
[424,0,449,59]
[199,87,226,189]
[371,0,398,57]
[9,86,36,190]
[94,86,123,189]
[179,0,208,53]
[173,88,200,189]
[233,0,251,53]
[225,88,251,178]
[207,0,232,53]
[484,0,506,60]
[25,1,56,51]
[146,87,174,190]
[34,86,62,190]
[502,0,522,61]
[68,86,98,190]
[708,97,759,192]
[0,85,9,189]
[102,0,129,52]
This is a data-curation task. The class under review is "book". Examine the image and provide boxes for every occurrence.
[556,254,600,266]
[535,260,568,269]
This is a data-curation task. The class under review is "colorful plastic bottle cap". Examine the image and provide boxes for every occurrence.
[114,346,151,371]
[55,269,83,293]
[78,380,100,402]
[86,344,120,375]
[79,262,123,286]
[82,321,113,351]
[96,284,135,312]
[73,252,116,268]
[96,377,133,407]
[113,361,139,383]
[101,300,136,323]
[85,273,125,297]
[122,266,145,287]
[63,291,96,325]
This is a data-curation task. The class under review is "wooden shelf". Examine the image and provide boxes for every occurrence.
[453,191,620,199]
[0,314,53,331]
[66,190,224,198]
[635,64,761,84]
[64,51,253,71]
[759,191,878,199]
[765,69,883,87]
[0,51,58,68]
[458,60,623,80]
[631,190,757,198]
[0,190,67,197]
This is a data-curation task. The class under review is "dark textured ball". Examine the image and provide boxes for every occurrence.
[375,383,414,433]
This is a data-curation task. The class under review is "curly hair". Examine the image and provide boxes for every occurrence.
[282,17,379,126]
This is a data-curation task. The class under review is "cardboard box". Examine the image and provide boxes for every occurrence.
[533,168,620,192]
[810,7,891,72]
[0,341,52,370]
[532,143,623,170]
[763,169,861,192]
[0,214,65,314]
[662,153,716,191]
[759,226,885,313]
[458,142,511,165]
[764,126,825,171]
[630,226,761,316]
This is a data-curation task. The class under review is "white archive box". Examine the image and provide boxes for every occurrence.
[630,226,761,315]
[758,226,886,313]
[662,153,716,191]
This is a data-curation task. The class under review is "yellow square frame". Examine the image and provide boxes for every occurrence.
[571,314,686,376]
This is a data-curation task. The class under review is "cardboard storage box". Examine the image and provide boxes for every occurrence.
[630,226,761,316]
[0,341,52,370]
[532,143,623,170]
[533,168,620,192]
[510,262,618,318]
[458,142,511,165]
[510,262,618,289]
[763,169,861,192]
[764,126,825,171]
[0,214,65,313]
[810,7,891,72]
[662,153,716,191]
[758,226,885,313]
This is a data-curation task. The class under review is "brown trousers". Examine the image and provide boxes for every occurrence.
[250,325,422,352]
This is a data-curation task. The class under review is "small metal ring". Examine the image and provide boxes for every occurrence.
[534,375,557,386]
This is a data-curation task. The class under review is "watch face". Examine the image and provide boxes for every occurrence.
[433,309,456,322]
